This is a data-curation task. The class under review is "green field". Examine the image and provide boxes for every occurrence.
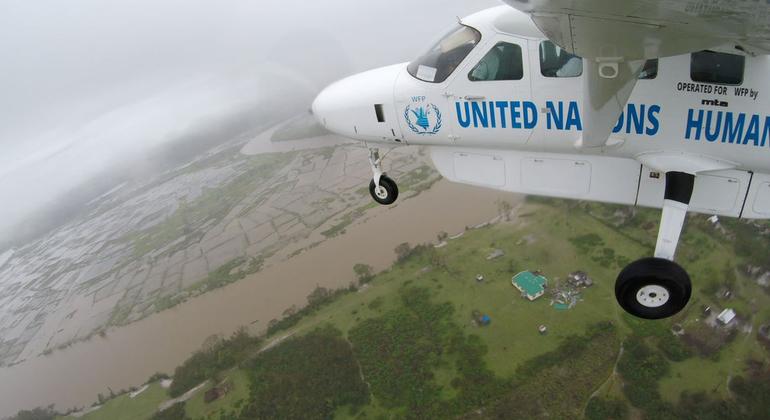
[58,383,168,420]
[51,198,770,420]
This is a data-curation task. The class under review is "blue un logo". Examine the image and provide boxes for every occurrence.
[404,103,442,135]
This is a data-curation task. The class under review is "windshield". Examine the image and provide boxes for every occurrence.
[407,24,481,83]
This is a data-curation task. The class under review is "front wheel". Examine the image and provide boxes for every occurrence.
[615,257,691,320]
[369,175,398,205]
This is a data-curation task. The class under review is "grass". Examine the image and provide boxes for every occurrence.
[660,355,731,400]
[59,383,168,420]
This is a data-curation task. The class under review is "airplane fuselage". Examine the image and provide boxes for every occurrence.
[310,4,770,319]
[313,6,770,220]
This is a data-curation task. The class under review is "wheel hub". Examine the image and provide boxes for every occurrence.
[636,284,670,308]
[374,186,388,199]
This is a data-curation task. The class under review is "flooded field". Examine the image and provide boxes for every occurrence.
[0,180,519,416]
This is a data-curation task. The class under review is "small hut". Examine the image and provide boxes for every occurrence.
[717,308,736,325]
[204,387,225,403]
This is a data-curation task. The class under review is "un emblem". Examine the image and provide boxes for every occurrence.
[404,103,442,135]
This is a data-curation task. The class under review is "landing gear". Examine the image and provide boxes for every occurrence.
[367,148,399,205]
[369,175,398,205]
[615,257,692,319]
[616,172,695,319]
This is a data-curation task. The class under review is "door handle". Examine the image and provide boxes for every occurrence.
[463,95,486,101]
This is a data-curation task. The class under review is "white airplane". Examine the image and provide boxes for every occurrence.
[311,1,770,320]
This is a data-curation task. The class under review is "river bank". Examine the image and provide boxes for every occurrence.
[0,180,518,416]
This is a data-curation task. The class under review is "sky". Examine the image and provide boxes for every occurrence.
[0,0,497,243]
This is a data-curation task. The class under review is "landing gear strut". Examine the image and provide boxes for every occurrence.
[367,148,398,205]
[616,172,694,319]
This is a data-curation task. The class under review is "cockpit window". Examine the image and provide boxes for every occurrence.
[539,41,582,78]
[407,24,481,83]
[468,42,523,81]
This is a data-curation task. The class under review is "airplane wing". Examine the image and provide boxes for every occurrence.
[501,0,770,59]
[502,0,770,150]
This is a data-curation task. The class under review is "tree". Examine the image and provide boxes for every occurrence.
[307,287,331,306]
[8,407,57,420]
[283,305,298,317]
[585,397,628,420]
[428,249,447,269]
[437,231,448,242]
[394,242,412,262]
[353,263,374,283]
[201,334,223,352]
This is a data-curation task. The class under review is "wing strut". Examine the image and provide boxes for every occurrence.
[576,59,643,149]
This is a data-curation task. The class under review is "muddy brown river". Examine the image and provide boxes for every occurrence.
[0,180,519,416]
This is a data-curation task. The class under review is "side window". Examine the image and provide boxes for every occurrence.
[539,41,582,78]
[639,59,658,80]
[468,42,524,81]
[691,50,744,85]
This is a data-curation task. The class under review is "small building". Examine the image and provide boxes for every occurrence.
[567,271,593,288]
[475,274,485,283]
[538,324,548,335]
[717,308,736,325]
[480,314,491,326]
[512,271,547,301]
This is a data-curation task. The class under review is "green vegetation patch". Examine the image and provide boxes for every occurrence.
[149,402,188,420]
[480,322,620,419]
[348,286,505,418]
[73,383,168,420]
[168,329,261,398]
[237,326,369,420]
[585,396,628,420]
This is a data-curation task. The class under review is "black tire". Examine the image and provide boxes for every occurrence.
[369,175,398,205]
[615,257,691,320]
